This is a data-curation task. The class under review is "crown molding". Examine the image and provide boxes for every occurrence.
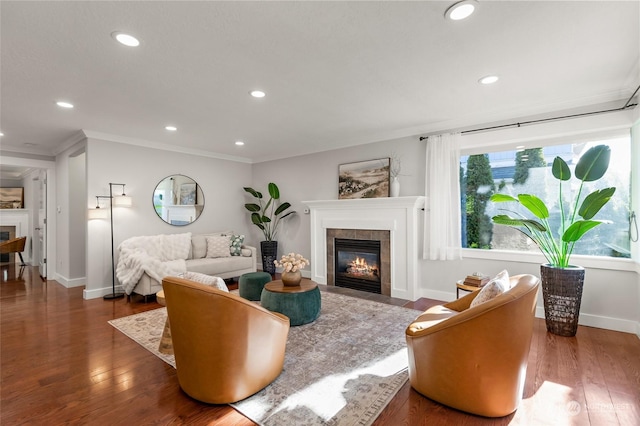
[80,130,254,164]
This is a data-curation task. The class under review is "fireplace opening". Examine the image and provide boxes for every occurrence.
[334,238,381,294]
[1,231,10,263]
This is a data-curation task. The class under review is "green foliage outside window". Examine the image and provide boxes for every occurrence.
[513,148,546,184]
[464,154,495,249]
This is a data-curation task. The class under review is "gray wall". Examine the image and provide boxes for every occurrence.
[84,137,253,299]
[251,113,640,335]
[250,135,424,259]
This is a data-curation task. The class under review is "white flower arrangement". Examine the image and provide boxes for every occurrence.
[274,252,310,272]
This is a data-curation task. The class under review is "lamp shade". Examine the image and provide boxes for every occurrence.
[113,195,132,207]
[88,208,109,220]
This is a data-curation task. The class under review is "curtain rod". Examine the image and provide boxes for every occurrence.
[419,84,640,141]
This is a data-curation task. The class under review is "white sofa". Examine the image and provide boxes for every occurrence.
[125,232,257,298]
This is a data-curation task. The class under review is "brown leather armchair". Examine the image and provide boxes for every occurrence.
[162,276,290,404]
[405,274,540,417]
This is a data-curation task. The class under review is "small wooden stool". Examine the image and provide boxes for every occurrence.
[156,290,173,355]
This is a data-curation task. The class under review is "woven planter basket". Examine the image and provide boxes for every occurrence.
[540,264,585,337]
[260,240,278,275]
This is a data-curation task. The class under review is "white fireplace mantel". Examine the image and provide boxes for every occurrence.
[303,196,425,300]
[0,209,29,236]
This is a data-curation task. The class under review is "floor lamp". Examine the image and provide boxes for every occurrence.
[89,183,132,300]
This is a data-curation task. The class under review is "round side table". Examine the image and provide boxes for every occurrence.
[260,279,321,326]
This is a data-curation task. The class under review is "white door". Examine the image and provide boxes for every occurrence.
[36,170,47,278]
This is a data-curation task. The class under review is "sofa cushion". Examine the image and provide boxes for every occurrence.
[186,256,254,276]
[180,271,229,292]
[190,231,233,259]
[470,269,510,308]
[229,234,245,256]
[206,235,232,258]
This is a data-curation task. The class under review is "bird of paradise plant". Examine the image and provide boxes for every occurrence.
[490,144,615,268]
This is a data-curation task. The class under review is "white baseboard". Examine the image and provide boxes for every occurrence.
[419,289,456,303]
[534,307,638,334]
[55,274,86,288]
[83,284,125,300]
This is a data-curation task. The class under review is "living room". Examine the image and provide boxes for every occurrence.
[1,1,639,424]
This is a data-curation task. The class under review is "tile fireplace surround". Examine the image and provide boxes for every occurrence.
[304,196,425,301]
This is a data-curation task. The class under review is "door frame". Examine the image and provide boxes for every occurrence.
[0,156,56,280]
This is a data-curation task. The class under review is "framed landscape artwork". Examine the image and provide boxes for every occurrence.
[179,183,197,205]
[338,158,390,199]
[0,187,24,209]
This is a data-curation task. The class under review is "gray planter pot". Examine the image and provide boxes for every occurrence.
[540,263,585,337]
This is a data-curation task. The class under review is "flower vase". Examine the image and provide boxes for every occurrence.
[390,176,400,197]
[281,270,302,286]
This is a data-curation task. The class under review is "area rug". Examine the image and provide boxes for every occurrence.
[109,291,420,426]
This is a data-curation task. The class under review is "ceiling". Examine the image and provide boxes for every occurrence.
[1,1,638,166]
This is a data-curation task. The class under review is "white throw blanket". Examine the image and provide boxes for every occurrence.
[116,233,192,294]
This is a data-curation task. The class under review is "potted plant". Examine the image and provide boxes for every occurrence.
[243,183,295,275]
[490,144,615,336]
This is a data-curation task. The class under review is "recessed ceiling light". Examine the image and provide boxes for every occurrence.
[235,141,245,146]
[165,126,177,131]
[250,90,266,98]
[478,75,499,85]
[0,132,3,136]
[56,101,74,108]
[445,0,478,21]
[111,31,140,47]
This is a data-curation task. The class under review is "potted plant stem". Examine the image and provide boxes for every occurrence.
[490,144,615,336]
[243,182,295,275]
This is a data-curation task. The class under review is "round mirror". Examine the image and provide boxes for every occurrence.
[153,174,204,226]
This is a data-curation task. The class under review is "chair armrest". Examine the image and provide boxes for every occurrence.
[442,289,479,312]
[241,245,257,271]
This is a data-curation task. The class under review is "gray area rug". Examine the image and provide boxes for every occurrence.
[109,291,420,426]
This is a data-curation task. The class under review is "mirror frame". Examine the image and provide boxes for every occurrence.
[152,174,204,226]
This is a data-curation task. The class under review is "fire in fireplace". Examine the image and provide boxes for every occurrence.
[334,238,381,294]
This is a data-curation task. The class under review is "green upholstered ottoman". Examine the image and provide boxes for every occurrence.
[260,280,321,326]
[238,271,272,301]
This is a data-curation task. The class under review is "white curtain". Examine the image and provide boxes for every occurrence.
[423,133,462,260]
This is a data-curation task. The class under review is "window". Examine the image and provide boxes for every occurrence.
[460,135,631,258]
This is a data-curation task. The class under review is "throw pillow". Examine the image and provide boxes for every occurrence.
[205,235,232,258]
[180,271,229,292]
[229,234,245,256]
[470,269,510,308]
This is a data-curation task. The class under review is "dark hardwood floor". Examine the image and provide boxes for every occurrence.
[2,265,639,425]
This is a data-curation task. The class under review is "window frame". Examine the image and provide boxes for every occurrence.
[457,115,636,272]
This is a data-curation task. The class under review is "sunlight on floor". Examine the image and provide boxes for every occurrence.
[519,380,636,424]
[271,349,407,421]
